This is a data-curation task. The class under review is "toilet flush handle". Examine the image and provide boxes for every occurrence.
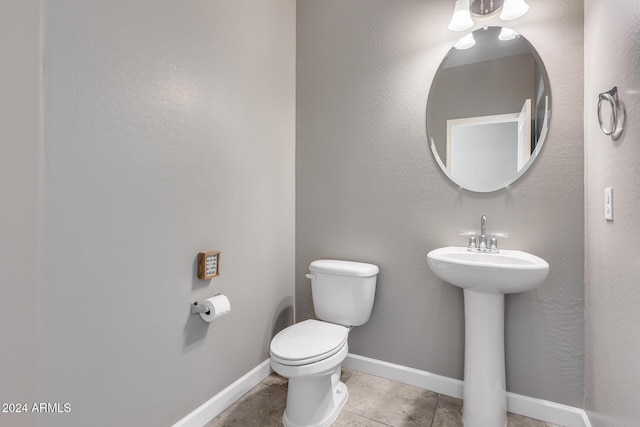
[305,273,316,280]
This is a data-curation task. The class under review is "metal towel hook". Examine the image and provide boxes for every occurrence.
[598,86,623,138]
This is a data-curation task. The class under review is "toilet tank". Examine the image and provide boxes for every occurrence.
[308,259,379,327]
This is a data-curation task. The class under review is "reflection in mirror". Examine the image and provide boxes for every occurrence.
[427,26,551,192]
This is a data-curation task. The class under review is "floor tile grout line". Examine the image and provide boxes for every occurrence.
[429,393,440,427]
[340,407,396,427]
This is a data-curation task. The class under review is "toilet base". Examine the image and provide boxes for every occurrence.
[282,373,348,427]
[271,335,350,427]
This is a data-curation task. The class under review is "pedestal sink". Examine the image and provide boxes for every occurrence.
[427,246,549,427]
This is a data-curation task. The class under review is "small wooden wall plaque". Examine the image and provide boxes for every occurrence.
[198,251,220,280]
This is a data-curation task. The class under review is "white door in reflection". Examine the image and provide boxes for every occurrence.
[446,99,531,192]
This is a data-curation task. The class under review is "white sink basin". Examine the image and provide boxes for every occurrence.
[426,245,550,426]
[427,246,549,294]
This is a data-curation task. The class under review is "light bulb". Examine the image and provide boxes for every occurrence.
[448,0,474,31]
[500,0,529,21]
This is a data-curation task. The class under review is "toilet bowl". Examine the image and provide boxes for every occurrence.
[270,259,379,427]
[271,320,350,427]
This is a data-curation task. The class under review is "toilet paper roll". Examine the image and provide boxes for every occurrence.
[199,294,231,322]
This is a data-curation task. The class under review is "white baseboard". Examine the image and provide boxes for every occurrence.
[505,391,593,427]
[343,353,591,427]
[172,359,273,427]
[343,353,464,398]
[174,354,591,427]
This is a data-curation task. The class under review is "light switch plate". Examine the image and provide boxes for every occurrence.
[604,187,613,221]
[198,251,220,280]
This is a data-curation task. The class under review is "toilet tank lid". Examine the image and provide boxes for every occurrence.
[309,259,379,277]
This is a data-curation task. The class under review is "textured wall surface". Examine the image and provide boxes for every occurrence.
[39,1,295,425]
[0,2,40,426]
[584,1,640,425]
[297,0,585,406]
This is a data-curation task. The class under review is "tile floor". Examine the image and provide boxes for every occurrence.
[205,369,562,427]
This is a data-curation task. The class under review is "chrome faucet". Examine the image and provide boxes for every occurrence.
[466,215,504,253]
[479,215,488,251]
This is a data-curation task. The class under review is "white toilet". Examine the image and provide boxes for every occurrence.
[270,259,379,427]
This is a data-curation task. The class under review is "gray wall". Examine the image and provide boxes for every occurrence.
[36,1,295,426]
[0,2,40,426]
[297,0,584,407]
[584,1,640,425]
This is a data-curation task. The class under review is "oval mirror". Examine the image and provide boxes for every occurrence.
[426,27,551,192]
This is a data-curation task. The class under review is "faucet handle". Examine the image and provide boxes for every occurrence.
[489,235,499,251]
[468,235,477,250]
[459,232,477,251]
[488,233,509,252]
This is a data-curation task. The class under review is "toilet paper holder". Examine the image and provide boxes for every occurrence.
[190,293,231,322]
[190,300,214,315]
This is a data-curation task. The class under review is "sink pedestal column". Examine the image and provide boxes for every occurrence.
[463,289,506,427]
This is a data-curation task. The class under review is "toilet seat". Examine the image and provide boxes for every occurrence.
[270,319,349,366]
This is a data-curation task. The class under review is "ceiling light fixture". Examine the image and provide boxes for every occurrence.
[448,0,529,31]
